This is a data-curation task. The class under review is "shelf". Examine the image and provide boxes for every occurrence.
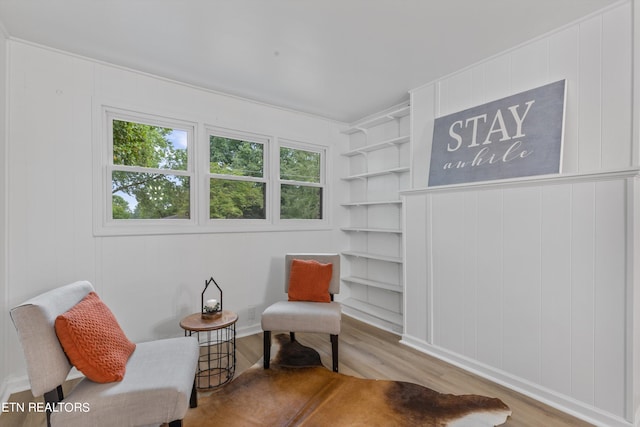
[341,135,410,157]
[340,103,410,335]
[340,227,402,234]
[340,298,403,327]
[341,200,401,207]
[342,276,402,293]
[342,166,409,181]
[342,251,403,264]
[342,103,410,135]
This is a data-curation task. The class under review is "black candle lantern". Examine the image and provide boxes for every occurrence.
[201,277,223,319]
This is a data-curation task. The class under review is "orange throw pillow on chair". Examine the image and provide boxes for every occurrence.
[55,292,136,383]
[288,259,333,303]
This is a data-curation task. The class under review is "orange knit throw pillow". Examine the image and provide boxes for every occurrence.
[55,292,136,383]
[288,259,333,303]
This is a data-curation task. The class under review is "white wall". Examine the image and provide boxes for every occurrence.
[2,40,347,391]
[0,22,9,402]
[403,2,639,426]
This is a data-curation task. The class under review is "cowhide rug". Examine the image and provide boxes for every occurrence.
[184,334,511,426]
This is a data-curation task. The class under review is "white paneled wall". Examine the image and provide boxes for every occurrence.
[3,40,346,392]
[0,25,8,400]
[404,173,635,424]
[403,2,637,426]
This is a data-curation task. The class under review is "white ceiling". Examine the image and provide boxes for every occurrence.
[0,0,620,123]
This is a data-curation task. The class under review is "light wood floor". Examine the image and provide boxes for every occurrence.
[2,315,592,426]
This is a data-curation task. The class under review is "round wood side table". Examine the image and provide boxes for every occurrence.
[180,310,238,389]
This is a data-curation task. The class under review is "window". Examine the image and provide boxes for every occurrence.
[107,113,193,222]
[97,106,329,235]
[209,133,267,220]
[207,133,327,223]
[279,145,324,220]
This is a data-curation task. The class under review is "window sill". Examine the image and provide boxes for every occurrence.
[93,222,333,237]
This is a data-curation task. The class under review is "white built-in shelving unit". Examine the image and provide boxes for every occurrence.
[339,102,410,333]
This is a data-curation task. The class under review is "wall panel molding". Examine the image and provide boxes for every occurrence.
[402,167,640,196]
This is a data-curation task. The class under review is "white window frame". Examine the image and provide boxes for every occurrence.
[275,138,328,225]
[206,126,270,226]
[95,106,197,235]
[93,104,331,236]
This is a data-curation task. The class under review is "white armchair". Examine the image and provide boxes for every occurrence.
[261,253,341,372]
[10,281,199,427]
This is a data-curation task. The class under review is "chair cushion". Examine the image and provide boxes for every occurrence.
[55,292,136,383]
[287,259,332,303]
[261,301,341,334]
[51,336,199,427]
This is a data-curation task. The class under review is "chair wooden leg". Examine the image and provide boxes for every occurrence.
[290,332,296,342]
[263,330,271,369]
[189,377,197,408]
[331,334,339,372]
[43,385,63,427]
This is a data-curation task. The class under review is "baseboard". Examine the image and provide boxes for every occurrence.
[340,305,403,335]
[236,323,262,339]
[0,377,11,405]
[1,374,31,403]
[1,368,87,403]
[400,334,634,427]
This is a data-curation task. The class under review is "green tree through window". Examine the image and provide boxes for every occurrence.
[209,136,266,219]
[280,146,323,219]
[111,120,190,219]
[106,113,326,227]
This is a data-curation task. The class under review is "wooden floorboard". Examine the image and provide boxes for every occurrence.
[2,315,593,426]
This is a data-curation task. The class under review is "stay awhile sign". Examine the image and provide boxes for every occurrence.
[428,80,566,187]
